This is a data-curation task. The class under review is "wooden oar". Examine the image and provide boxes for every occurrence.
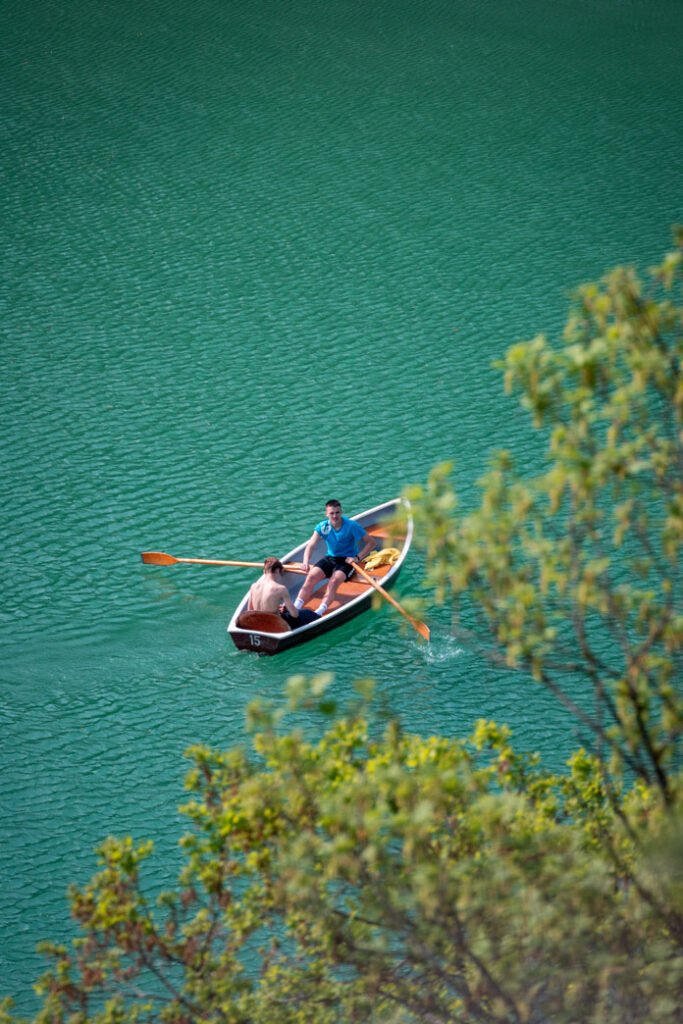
[350,561,430,642]
[141,551,306,572]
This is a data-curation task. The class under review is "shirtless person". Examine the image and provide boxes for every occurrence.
[247,558,317,628]
[245,561,299,622]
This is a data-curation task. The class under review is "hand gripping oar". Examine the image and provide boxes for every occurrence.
[141,551,306,572]
[350,561,430,642]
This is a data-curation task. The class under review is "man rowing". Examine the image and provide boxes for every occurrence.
[294,499,376,617]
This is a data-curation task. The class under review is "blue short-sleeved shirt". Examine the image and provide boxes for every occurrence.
[315,516,366,558]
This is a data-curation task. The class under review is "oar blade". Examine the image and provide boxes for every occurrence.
[141,551,178,566]
[416,619,431,642]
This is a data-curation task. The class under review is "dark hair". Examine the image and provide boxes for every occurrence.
[325,499,342,510]
[263,557,284,573]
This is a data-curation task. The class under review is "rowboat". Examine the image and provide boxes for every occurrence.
[227,498,413,654]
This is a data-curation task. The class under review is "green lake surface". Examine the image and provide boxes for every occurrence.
[2,0,682,1009]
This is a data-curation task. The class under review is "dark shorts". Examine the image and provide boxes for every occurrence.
[316,556,356,581]
[282,608,319,628]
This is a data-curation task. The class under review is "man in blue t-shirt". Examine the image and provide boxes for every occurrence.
[294,499,376,617]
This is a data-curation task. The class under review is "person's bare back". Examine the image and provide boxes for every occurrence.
[247,558,299,619]
[248,574,291,613]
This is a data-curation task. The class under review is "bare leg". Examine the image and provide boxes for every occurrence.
[322,569,347,607]
[297,566,325,606]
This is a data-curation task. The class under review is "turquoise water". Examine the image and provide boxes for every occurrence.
[2,0,682,1009]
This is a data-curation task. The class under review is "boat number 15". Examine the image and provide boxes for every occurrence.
[249,634,261,647]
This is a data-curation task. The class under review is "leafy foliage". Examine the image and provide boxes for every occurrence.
[408,230,683,803]
[2,682,682,1024]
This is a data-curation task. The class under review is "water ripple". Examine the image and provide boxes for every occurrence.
[3,0,683,1011]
